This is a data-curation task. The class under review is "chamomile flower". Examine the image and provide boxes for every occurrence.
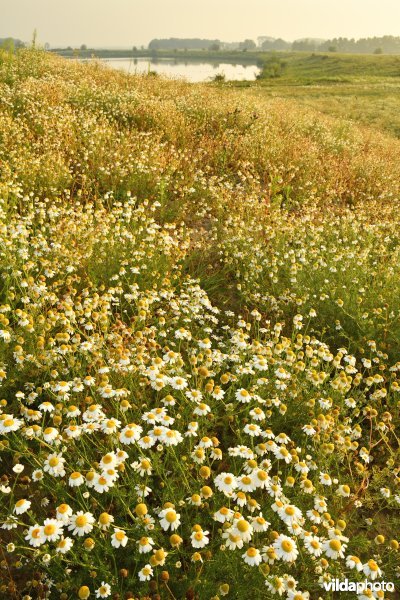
[242,547,262,566]
[214,472,237,495]
[232,518,253,543]
[138,564,153,581]
[273,534,298,562]
[95,582,111,598]
[25,524,45,547]
[42,519,64,542]
[69,472,85,487]
[363,559,382,580]
[323,538,346,559]
[159,508,181,531]
[68,512,95,536]
[111,529,128,548]
[56,536,74,554]
[137,536,154,553]
[14,499,31,515]
[191,527,210,548]
[346,555,363,572]
[98,512,114,530]
[43,453,66,477]
[0,415,23,434]
[304,534,323,557]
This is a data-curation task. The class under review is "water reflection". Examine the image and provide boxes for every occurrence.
[99,57,260,82]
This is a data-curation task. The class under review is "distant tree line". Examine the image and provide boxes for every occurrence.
[263,35,400,54]
[148,35,400,55]
[148,38,258,51]
[318,36,400,54]
[4,34,400,56]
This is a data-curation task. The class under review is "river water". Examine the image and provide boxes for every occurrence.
[100,57,260,82]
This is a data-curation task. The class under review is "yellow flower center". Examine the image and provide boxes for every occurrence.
[99,513,110,525]
[44,524,56,536]
[281,540,293,553]
[368,560,379,571]
[236,520,249,533]
[329,539,342,551]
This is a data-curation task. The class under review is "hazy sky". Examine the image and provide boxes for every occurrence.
[2,0,400,47]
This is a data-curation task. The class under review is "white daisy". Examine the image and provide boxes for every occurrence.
[68,511,95,536]
[111,529,128,548]
[159,508,181,531]
[14,499,31,515]
[242,547,262,566]
[273,534,298,562]
[138,564,153,581]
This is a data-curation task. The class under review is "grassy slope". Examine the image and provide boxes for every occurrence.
[52,49,400,137]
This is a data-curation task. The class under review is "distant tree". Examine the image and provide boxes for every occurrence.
[272,38,290,51]
[210,43,220,51]
[239,39,256,51]
[328,45,337,52]
[374,47,383,54]
[261,38,290,51]
[1,37,25,50]
[80,44,87,51]
[1,38,15,52]
[292,39,317,51]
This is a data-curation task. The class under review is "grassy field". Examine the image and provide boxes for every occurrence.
[229,51,400,138]
[248,82,400,138]
[256,51,400,81]
[0,48,400,599]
